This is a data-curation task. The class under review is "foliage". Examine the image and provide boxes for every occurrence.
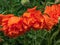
[0,0,60,45]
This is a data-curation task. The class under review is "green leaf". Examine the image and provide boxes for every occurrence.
[54,40,60,45]
[50,30,59,44]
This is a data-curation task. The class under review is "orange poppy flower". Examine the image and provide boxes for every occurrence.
[43,14,55,30]
[27,6,37,13]
[2,16,28,38]
[44,4,60,24]
[23,12,36,27]
[25,7,44,30]
[2,14,14,26]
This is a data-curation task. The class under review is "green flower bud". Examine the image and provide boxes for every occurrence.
[21,0,30,5]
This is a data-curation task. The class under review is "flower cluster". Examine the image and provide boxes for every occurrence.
[0,4,60,38]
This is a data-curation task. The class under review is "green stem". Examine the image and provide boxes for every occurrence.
[24,35,26,45]
[48,31,51,45]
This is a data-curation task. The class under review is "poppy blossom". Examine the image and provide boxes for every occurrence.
[2,16,21,38]
[43,14,55,30]
[25,7,44,30]
[44,4,60,24]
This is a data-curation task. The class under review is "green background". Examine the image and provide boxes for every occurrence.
[0,0,60,45]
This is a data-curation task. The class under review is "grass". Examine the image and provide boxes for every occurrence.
[0,0,60,45]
